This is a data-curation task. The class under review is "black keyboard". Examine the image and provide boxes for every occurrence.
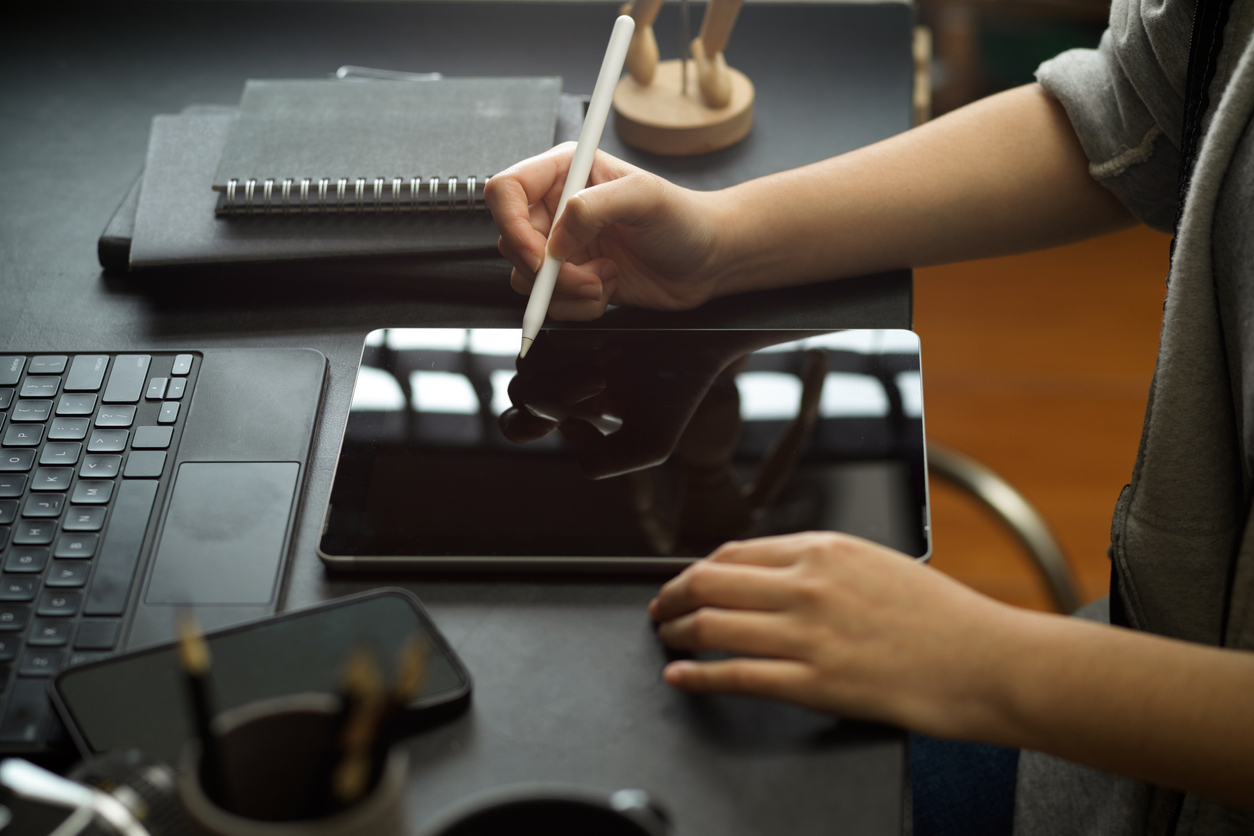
[0,352,200,755]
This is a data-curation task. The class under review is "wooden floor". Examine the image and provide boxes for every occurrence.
[913,224,1173,611]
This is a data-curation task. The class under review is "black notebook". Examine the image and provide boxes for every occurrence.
[108,78,582,272]
[212,78,562,215]
[129,111,502,269]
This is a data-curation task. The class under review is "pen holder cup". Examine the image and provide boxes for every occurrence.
[415,784,671,836]
[178,693,408,836]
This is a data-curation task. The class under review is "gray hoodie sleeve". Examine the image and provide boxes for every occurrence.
[1035,0,1192,232]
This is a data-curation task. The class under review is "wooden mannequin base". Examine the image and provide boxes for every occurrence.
[612,59,754,156]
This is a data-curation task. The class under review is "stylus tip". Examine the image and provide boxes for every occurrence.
[519,337,533,358]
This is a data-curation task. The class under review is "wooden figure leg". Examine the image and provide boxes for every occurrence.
[622,0,664,85]
[612,0,755,156]
[691,0,743,108]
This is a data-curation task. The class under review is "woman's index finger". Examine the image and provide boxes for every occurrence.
[494,143,576,205]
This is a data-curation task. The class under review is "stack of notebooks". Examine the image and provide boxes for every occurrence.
[100,75,584,274]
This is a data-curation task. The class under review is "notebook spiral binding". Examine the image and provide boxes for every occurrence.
[215,175,487,215]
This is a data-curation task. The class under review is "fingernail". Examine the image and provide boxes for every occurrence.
[664,662,693,682]
[576,282,602,300]
[548,226,578,260]
[529,251,543,272]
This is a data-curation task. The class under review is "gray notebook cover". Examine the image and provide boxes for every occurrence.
[213,77,563,190]
[129,112,502,268]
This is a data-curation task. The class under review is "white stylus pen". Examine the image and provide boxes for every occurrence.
[520,14,636,358]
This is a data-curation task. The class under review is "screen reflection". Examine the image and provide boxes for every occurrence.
[320,328,929,566]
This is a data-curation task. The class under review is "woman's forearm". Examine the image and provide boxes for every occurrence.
[709,83,1136,297]
[973,607,1254,807]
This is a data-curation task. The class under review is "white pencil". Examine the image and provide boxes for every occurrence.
[520,14,636,358]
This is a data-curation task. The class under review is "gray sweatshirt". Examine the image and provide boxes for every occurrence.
[1012,0,1254,833]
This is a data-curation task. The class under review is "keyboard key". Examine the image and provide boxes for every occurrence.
[0,528,7,550]
[19,649,64,676]
[0,501,14,525]
[95,406,136,428]
[30,467,72,491]
[0,389,12,410]
[0,358,25,387]
[48,712,69,744]
[146,378,168,400]
[48,417,90,440]
[39,442,81,466]
[28,356,67,375]
[56,393,97,416]
[4,548,47,574]
[27,619,71,647]
[172,354,193,375]
[158,402,180,424]
[62,506,106,533]
[19,377,60,399]
[123,451,165,479]
[87,429,129,452]
[37,591,80,617]
[53,533,98,559]
[74,619,120,651]
[46,562,89,588]
[2,423,43,447]
[0,475,25,497]
[11,521,55,545]
[0,450,35,472]
[166,378,187,399]
[132,426,172,449]
[22,494,64,518]
[102,355,150,404]
[85,479,158,617]
[77,457,120,483]
[71,480,113,504]
[65,355,109,392]
[0,579,37,602]
[9,399,52,422]
[0,607,29,631]
[0,637,18,662]
[0,678,51,742]
[69,652,108,667]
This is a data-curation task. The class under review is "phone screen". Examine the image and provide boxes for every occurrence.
[53,590,470,762]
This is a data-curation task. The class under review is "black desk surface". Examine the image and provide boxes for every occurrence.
[3,2,914,833]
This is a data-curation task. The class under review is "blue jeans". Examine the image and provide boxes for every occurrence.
[909,733,1019,836]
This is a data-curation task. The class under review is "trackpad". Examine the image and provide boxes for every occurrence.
[146,462,299,605]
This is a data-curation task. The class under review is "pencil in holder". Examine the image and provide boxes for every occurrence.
[178,693,408,836]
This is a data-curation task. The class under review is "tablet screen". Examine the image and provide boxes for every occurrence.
[319,328,929,567]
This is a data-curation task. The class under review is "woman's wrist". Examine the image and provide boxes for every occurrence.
[903,595,1048,746]
[961,606,1059,746]
[696,162,872,300]
[940,606,1116,752]
[699,181,779,300]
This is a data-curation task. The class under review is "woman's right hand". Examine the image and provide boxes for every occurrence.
[485,143,732,321]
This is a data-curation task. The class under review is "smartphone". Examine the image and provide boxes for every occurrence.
[51,589,472,762]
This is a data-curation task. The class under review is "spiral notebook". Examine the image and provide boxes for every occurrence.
[128,111,505,269]
[212,78,562,215]
[114,77,580,273]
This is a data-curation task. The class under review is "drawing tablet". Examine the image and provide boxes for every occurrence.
[318,328,930,570]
